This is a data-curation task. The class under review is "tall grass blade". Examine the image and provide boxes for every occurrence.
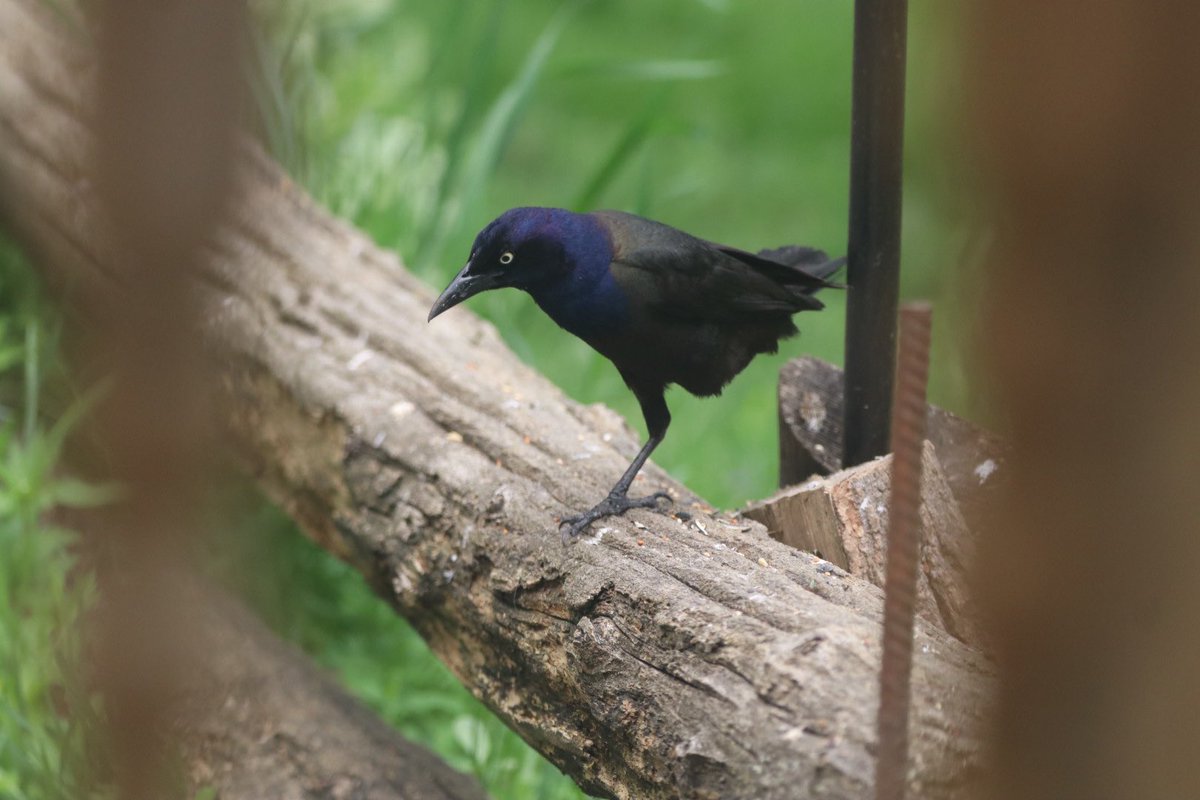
[633,142,656,218]
[246,3,315,177]
[415,0,506,269]
[420,0,584,271]
[23,321,37,444]
[558,58,725,82]
[572,89,666,211]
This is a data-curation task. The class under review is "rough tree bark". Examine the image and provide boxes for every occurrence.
[0,1,993,798]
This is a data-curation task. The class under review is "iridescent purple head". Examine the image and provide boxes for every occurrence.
[428,207,614,322]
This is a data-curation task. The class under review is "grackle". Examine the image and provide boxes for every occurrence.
[428,207,842,541]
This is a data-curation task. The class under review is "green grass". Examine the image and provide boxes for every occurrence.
[0,244,111,800]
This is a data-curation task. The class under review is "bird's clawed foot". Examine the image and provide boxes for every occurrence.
[560,491,672,544]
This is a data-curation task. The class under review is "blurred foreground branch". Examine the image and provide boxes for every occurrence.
[0,1,991,797]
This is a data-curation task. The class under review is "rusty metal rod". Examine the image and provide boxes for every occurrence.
[874,301,931,800]
[843,0,909,468]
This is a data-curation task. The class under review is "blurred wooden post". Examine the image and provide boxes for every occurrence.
[970,4,1200,799]
[88,2,244,798]
[843,0,909,468]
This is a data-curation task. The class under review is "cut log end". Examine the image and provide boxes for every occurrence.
[778,357,1008,532]
[747,441,984,648]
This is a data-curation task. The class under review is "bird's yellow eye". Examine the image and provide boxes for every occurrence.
[499,252,514,265]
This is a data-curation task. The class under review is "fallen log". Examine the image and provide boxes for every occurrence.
[0,1,993,797]
[178,581,489,800]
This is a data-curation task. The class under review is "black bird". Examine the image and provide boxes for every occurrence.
[428,207,842,540]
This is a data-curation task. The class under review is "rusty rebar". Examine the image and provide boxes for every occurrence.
[874,301,932,800]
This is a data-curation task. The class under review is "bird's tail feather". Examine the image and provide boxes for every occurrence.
[801,255,846,293]
[756,244,827,268]
[756,245,846,293]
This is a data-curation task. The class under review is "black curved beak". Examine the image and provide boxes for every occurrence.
[427,261,503,322]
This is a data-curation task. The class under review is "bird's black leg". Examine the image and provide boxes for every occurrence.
[561,385,672,542]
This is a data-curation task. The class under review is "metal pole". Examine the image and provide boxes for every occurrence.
[843,0,909,468]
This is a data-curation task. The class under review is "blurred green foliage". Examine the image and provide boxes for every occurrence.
[251,0,980,507]
[0,245,111,800]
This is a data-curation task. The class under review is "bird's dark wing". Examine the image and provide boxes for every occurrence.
[594,210,836,323]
